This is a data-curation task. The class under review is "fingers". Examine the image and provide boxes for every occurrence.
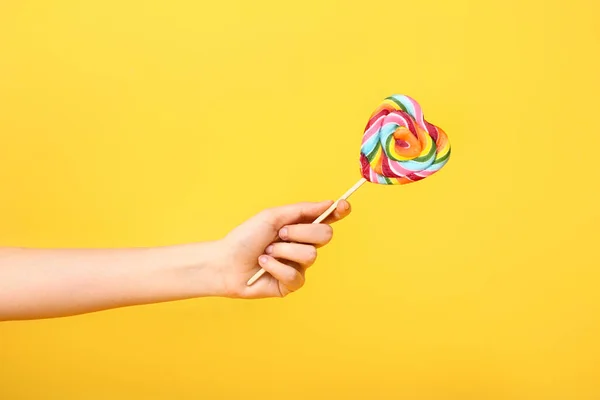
[258,255,305,293]
[322,200,352,224]
[263,201,333,227]
[260,200,352,230]
[265,242,318,268]
[278,223,333,247]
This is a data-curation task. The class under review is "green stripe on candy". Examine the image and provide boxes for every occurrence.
[385,96,408,113]
[384,135,402,161]
[365,142,381,162]
[412,140,437,163]
[433,148,451,165]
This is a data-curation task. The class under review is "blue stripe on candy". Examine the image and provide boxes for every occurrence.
[423,152,450,172]
[389,95,416,120]
[399,156,435,171]
[378,122,399,147]
[360,134,380,156]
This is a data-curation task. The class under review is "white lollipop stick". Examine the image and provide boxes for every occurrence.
[246,177,367,286]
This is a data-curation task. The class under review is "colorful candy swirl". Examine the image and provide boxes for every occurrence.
[360,95,451,185]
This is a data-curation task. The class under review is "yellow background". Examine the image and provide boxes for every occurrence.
[1,0,599,398]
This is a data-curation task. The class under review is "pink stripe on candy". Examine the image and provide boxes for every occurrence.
[384,111,419,137]
[385,158,414,176]
[361,114,387,145]
[406,97,426,129]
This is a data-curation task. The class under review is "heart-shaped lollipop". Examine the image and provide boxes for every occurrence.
[360,94,450,185]
[247,94,451,286]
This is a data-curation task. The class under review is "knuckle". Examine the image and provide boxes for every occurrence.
[259,208,275,221]
[286,270,300,285]
[297,275,305,289]
[293,273,305,290]
[261,207,274,216]
[306,246,318,263]
[259,209,281,232]
[323,225,334,242]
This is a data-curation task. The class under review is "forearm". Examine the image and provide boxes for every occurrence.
[0,243,221,321]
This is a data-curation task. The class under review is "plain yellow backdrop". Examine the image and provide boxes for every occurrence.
[1,0,599,398]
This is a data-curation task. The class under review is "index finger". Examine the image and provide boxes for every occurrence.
[321,200,352,224]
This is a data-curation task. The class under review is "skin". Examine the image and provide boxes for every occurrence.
[0,200,351,321]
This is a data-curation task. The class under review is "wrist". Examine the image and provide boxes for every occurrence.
[135,241,225,304]
[159,241,226,299]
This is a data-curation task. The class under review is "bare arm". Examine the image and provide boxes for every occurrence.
[0,243,219,320]
[0,200,351,321]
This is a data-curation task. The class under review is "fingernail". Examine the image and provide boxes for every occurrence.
[259,255,269,265]
[265,245,273,254]
[279,227,288,240]
[342,201,349,211]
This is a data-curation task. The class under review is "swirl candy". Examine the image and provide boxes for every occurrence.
[360,94,451,185]
[247,94,451,286]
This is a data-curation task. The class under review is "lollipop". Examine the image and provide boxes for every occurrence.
[247,94,451,286]
[359,94,451,185]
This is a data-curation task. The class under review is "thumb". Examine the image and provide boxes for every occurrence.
[265,201,334,227]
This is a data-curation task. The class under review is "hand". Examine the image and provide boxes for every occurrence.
[211,200,351,298]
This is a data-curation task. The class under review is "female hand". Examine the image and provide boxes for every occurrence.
[213,200,351,298]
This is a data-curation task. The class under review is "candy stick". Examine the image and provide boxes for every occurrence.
[312,177,367,223]
[245,177,367,286]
